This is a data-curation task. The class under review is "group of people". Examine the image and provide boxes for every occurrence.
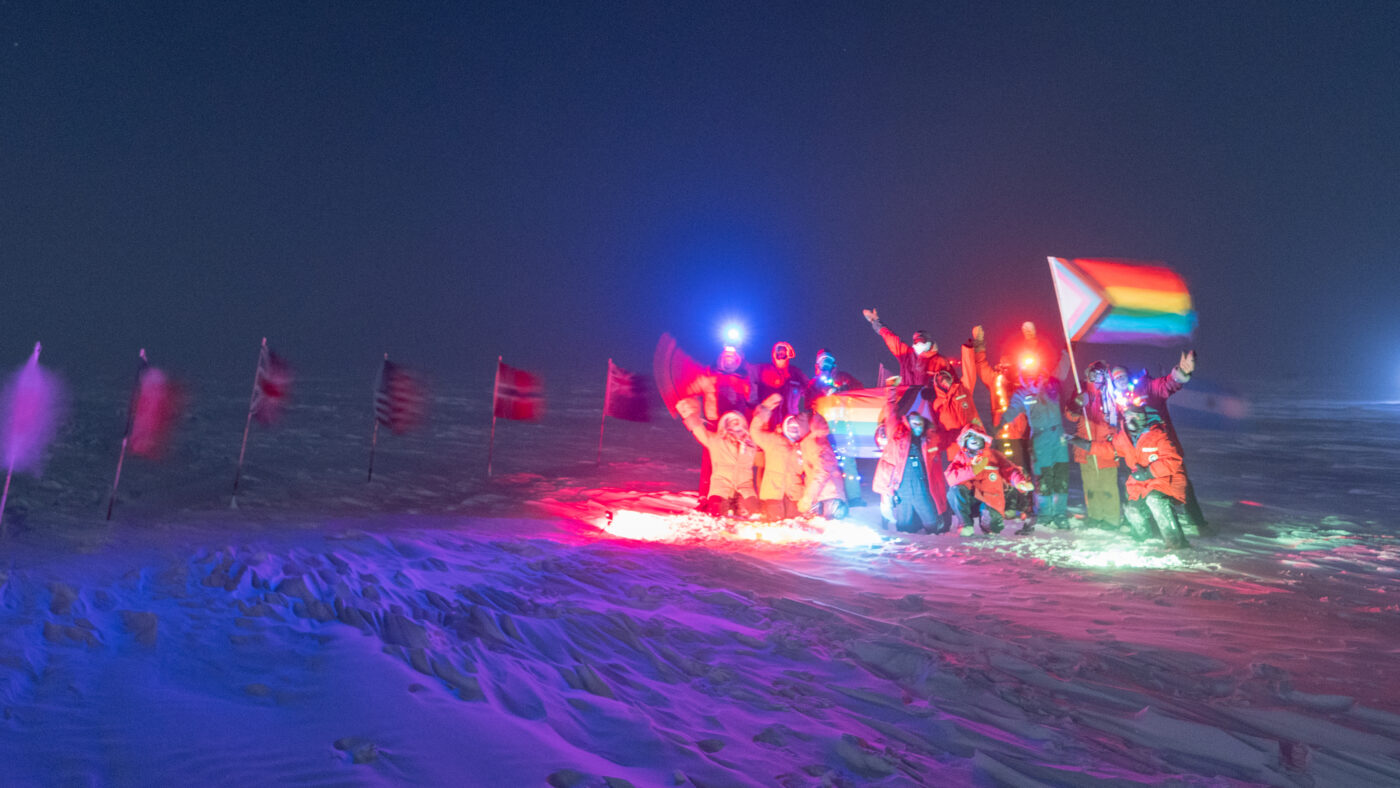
[671,309,1205,550]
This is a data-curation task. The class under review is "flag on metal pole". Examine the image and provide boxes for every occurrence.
[368,354,427,481]
[1,342,63,537]
[597,359,650,464]
[233,338,294,503]
[106,349,183,519]
[488,358,544,476]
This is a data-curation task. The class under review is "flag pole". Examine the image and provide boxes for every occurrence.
[367,353,386,482]
[0,467,11,539]
[487,356,501,477]
[232,338,265,504]
[1047,258,1093,446]
[597,359,612,465]
[106,348,147,520]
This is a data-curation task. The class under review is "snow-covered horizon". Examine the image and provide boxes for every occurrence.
[2,375,1398,786]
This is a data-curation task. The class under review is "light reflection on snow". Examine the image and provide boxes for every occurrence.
[599,510,884,548]
[1055,546,1187,570]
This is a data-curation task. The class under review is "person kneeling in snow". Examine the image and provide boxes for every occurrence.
[678,398,759,517]
[872,389,947,534]
[1112,399,1191,550]
[944,425,1035,535]
[750,394,848,521]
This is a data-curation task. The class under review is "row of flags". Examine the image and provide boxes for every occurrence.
[0,338,655,529]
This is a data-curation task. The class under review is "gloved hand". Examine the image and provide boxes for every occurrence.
[1131,468,1154,481]
[970,455,989,474]
[890,491,901,506]
[1072,392,1086,408]
[971,325,985,345]
[761,392,783,409]
[862,308,879,324]
[1014,481,1035,493]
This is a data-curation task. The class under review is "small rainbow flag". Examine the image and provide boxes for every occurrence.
[1048,257,1197,346]
[810,388,889,459]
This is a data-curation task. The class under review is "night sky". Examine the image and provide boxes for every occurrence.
[3,2,1397,393]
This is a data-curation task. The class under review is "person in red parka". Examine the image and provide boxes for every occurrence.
[1108,350,1211,534]
[1112,399,1190,549]
[945,425,1035,534]
[872,387,949,533]
[861,308,954,386]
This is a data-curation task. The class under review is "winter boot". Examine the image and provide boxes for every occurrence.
[981,509,1005,535]
[1122,500,1153,542]
[1147,492,1190,549]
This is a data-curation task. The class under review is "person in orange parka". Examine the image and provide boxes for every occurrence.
[928,364,983,461]
[1112,399,1190,549]
[967,325,1033,517]
[749,394,848,521]
[945,425,1035,535]
[861,308,954,386]
[677,398,759,518]
[872,387,949,533]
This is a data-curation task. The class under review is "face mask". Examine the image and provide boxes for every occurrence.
[817,357,835,374]
[965,437,985,453]
[908,416,925,437]
[913,341,933,355]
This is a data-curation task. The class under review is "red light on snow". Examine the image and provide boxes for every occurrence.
[1239,500,1263,507]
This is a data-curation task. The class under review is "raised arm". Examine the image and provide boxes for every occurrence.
[863,307,909,359]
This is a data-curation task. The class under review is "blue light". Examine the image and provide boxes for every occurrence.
[721,321,746,346]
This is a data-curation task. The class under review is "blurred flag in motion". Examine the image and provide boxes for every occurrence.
[250,342,293,424]
[604,360,650,422]
[1,342,64,474]
[1048,257,1197,346]
[374,358,427,434]
[128,353,183,458]
[493,360,544,421]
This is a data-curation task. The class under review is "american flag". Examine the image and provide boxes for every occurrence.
[604,360,650,422]
[374,358,426,434]
[493,360,544,421]
[250,342,293,424]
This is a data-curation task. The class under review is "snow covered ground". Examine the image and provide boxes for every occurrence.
[2,372,1399,787]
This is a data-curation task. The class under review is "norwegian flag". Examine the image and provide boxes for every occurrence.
[604,360,650,422]
[493,360,544,421]
[250,342,293,424]
[374,358,426,434]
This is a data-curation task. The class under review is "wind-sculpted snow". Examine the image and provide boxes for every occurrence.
[2,376,1400,785]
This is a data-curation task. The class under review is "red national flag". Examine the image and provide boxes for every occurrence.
[374,358,427,434]
[493,361,544,421]
[128,361,182,458]
[604,360,650,422]
[250,343,293,424]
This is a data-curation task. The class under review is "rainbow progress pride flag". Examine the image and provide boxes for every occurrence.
[810,388,888,459]
[1048,257,1197,346]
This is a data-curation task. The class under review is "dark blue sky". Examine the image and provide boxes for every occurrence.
[3,2,1397,392]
